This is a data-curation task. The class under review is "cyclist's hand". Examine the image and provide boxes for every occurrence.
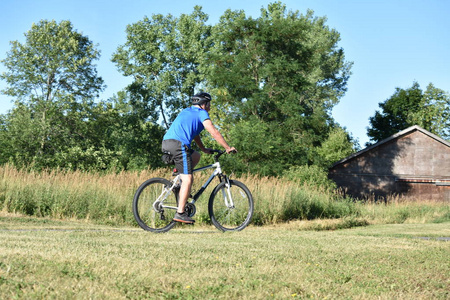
[226,147,237,154]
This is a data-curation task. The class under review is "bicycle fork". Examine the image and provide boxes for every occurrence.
[221,178,235,209]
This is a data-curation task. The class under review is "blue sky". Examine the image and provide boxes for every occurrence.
[1,0,449,146]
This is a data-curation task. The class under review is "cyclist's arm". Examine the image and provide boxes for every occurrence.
[202,119,236,153]
[193,135,211,154]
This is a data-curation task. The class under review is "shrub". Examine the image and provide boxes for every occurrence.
[282,165,337,191]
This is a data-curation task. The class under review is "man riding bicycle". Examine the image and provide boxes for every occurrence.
[161,92,237,224]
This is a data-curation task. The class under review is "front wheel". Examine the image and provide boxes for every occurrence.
[208,180,254,232]
[132,178,178,233]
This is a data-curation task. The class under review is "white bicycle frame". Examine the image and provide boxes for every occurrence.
[160,161,235,211]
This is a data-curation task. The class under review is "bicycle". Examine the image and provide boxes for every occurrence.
[132,150,254,233]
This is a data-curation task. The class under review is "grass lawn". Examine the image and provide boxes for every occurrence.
[0,214,449,299]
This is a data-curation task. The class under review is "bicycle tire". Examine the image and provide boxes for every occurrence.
[132,178,178,233]
[208,180,254,232]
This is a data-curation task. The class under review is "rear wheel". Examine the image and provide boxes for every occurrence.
[208,180,254,232]
[132,178,178,233]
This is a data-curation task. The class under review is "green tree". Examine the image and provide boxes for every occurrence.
[0,20,105,168]
[103,91,166,170]
[206,2,353,174]
[410,83,450,140]
[112,6,211,129]
[109,3,354,175]
[367,82,450,143]
[314,126,357,168]
[0,105,41,166]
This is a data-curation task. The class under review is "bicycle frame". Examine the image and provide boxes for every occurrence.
[161,159,234,211]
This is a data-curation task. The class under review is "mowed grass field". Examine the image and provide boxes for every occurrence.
[0,214,449,299]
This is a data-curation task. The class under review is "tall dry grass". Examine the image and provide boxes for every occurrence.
[1,165,448,227]
[0,165,158,225]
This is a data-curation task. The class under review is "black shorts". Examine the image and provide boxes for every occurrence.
[161,139,194,174]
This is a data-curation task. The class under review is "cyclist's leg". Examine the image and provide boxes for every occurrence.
[178,150,199,213]
[178,173,193,214]
[169,141,195,223]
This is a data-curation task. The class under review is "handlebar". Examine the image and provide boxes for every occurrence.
[210,149,236,161]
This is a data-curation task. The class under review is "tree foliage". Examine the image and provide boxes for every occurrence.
[112,6,211,129]
[411,84,450,140]
[1,20,104,104]
[314,127,357,168]
[367,82,450,143]
[0,20,106,169]
[206,2,353,174]
[103,91,166,170]
[1,4,358,174]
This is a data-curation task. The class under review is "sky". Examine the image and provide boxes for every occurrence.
[0,0,449,146]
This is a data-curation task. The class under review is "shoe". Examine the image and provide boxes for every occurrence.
[173,211,195,224]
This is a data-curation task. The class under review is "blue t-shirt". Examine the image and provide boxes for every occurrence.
[163,106,210,147]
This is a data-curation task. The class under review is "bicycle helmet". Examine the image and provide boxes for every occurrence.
[192,92,212,106]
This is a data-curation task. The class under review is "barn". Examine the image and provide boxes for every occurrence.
[328,125,450,201]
